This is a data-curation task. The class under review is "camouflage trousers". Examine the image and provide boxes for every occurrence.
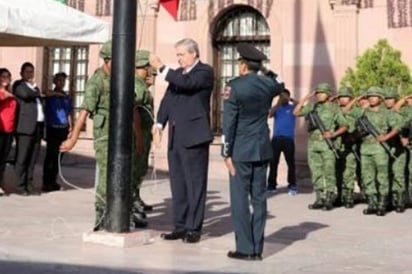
[94,140,108,212]
[389,147,406,205]
[336,149,356,201]
[308,141,337,197]
[132,129,152,194]
[360,145,389,197]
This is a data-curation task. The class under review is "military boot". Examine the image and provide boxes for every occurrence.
[376,195,387,216]
[394,192,406,213]
[363,195,378,215]
[131,210,148,228]
[323,192,334,211]
[343,191,354,209]
[308,192,324,210]
[134,189,153,212]
[93,207,105,231]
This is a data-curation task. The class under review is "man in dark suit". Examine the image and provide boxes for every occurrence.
[222,43,284,260]
[150,38,214,243]
[13,62,44,195]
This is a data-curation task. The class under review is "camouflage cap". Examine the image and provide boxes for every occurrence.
[99,40,112,60]
[366,86,384,99]
[135,50,150,68]
[337,86,353,98]
[383,86,399,99]
[314,82,333,96]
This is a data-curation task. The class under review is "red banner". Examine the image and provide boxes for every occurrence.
[160,0,180,20]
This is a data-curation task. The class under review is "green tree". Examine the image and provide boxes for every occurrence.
[340,39,412,96]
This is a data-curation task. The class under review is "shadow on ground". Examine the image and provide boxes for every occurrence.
[264,221,328,258]
[0,260,242,274]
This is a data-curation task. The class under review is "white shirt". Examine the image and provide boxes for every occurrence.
[26,82,44,122]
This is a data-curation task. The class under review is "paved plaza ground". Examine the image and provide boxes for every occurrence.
[0,140,411,274]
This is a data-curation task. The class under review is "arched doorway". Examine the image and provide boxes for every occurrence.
[211,5,270,135]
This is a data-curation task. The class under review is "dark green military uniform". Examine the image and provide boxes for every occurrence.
[80,41,111,227]
[298,83,348,210]
[336,87,358,208]
[222,43,283,260]
[384,87,407,212]
[357,87,402,215]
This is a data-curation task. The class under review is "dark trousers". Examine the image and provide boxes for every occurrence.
[167,142,209,233]
[0,131,13,185]
[267,136,296,187]
[43,126,69,188]
[15,122,43,192]
[230,160,268,255]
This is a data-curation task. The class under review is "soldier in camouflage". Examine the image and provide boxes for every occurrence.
[394,92,412,209]
[294,82,348,210]
[335,87,358,208]
[356,86,401,216]
[383,87,407,212]
[60,40,112,230]
[130,50,156,228]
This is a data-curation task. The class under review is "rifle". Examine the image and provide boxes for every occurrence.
[307,111,340,159]
[356,115,397,159]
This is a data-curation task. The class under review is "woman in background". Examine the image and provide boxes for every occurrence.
[0,68,16,196]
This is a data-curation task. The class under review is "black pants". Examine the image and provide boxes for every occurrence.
[0,131,13,185]
[267,136,296,188]
[167,142,209,233]
[15,122,43,192]
[43,126,69,188]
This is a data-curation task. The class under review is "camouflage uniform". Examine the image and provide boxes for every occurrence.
[384,87,407,212]
[80,42,111,225]
[298,83,348,210]
[131,50,154,225]
[357,87,402,215]
[399,103,412,204]
[335,87,358,208]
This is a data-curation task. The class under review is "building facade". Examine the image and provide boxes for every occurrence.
[1,0,411,160]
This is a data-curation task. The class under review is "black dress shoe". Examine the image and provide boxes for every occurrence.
[227,251,255,261]
[182,231,201,243]
[16,190,30,196]
[42,183,61,193]
[161,230,186,240]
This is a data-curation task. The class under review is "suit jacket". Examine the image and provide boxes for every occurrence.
[157,61,214,148]
[13,81,42,135]
[222,73,283,162]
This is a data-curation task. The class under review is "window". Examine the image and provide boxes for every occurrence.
[96,0,112,16]
[43,47,89,122]
[212,6,270,134]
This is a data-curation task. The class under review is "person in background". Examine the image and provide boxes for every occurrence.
[42,72,72,193]
[0,68,16,196]
[267,88,297,195]
[13,62,44,196]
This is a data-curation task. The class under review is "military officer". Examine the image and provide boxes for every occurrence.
[357,87,401,216]
[384,87,407,212]
[131,50,156,227]
[222,43,283,261]
[294,83,348,210]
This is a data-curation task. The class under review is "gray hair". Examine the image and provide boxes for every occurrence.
[175,38,200,58]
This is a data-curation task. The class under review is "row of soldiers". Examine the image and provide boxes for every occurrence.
[294,83,412,216]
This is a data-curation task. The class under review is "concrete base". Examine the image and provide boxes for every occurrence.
[82,230,155,248]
